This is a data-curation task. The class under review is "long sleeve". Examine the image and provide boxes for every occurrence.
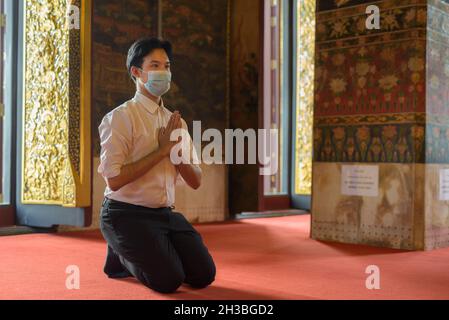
[97,109,133,179]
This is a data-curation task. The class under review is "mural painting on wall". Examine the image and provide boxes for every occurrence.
[227,51,259,213]
[228,0,259,213]
[312,162,417,249]
[162,0,230,135]
[92,0,158,156]
[318,0,398,11]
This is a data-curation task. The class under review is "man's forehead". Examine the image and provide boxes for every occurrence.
[150,59,170,62]
[144,56,170,63]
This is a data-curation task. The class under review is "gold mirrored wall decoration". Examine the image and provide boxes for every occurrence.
[22,0,91,207]
[295,0,315,196]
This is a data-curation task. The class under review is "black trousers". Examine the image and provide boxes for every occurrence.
[100,197,216,293]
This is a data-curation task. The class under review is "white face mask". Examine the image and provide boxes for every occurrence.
[139,69,172,97]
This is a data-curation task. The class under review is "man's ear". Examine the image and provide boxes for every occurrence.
[130,66,141,82]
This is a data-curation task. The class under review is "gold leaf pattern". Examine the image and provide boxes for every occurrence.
[22,0,81,205]
[295,0,315,195]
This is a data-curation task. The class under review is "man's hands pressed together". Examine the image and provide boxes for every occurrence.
[106,110,202,192]
[160,111,203,190]
[158,111,182,157]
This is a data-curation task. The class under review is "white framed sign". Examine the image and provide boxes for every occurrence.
[341,165,379,197]
[439,169,449,201]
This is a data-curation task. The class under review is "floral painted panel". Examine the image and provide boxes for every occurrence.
[314,117,425,163]
[313,0,428,163]
[315,0,427,117]
[315,41,426,117]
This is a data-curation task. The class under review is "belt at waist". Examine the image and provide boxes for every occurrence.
[102,197,175,211]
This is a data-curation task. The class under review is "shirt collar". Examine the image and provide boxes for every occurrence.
[134,91,164,114]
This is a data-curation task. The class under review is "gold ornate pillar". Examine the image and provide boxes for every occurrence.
[22,0,91,207]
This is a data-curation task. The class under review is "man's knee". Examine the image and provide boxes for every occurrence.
[141,270,185,294]
[188,261,216,289]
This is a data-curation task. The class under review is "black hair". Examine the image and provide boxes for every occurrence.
[126,37,173,82]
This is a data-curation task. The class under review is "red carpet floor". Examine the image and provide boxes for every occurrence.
[0,215,449,300]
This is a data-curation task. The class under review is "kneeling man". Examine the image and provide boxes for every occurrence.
[98,37,216,294]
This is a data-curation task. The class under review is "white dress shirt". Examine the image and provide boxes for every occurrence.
[98,91,198,208]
